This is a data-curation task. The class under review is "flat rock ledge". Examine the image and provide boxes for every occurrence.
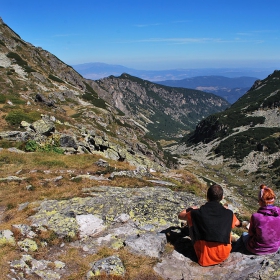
[155,250,280,280]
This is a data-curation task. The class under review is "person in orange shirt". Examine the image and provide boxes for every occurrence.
[178,184,240,266]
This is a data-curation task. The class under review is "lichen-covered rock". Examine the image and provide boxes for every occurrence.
[0,175,26,182]
[0,229,16,246]
[17,238,38,252]
[29,186,204,238]
[31,119,55,135]
[54,260,66,269]
[95,158,109,168]
[0,131,24,140]
[34,270,61,280]
[10,254,64,280]
[114,213,130,223]
[87,255,125,278]
[109,168,152,179]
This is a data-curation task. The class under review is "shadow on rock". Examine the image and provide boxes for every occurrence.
[161,225,198,262]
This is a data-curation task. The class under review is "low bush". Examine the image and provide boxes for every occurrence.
[48,74,65,83]
[25,140,64,154]
[5,109,41,126]
[82,82,107,109]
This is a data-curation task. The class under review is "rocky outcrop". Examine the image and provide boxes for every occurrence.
[0,112,166,171]
[154,248,280,280]
[2,184,280,279]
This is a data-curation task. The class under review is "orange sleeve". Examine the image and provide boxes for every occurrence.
[232,214,239,228]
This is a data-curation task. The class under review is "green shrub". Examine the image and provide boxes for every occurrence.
[7,203,16,210]
[0,93,26,105]
[82,82,107,109]
[6,52,35,73]
[5,109,41,126]
[25,140,64,154]
[7,52,27,66]
[70,112,83,119]
[7,69,15,75]
[25,140,39,152]
[0,94,7,104]
[48,74,64,83]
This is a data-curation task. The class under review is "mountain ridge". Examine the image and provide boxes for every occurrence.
[72,61,274,81]
[156,75,258,104]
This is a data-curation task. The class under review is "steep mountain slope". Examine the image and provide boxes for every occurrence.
[89,74,229,140]
[178,70,280,187]
[0,18,228,170]
[156,76,258,103]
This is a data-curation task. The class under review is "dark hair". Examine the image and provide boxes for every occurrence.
[207,184,223,201]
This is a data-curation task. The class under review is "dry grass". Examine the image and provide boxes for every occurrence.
[0,245,20,279]
[57,246,164,280]
[159,169,208,197]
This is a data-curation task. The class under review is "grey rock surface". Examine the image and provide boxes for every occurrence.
[125,232,167,258]
[87,255,125,278]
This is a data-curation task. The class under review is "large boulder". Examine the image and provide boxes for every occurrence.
[59,135,78,149]
[31,119,55,135]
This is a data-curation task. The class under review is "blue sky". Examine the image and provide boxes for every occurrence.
[1,0,280,70]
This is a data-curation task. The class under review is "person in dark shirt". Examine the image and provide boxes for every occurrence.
[178,184,240,266]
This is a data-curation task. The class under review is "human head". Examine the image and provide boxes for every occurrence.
[207,184,223,202]
[258,184,276,205]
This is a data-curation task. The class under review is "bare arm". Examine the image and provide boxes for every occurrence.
[234,218,241,227]
[178,209,188,220]
[178,206,198,220]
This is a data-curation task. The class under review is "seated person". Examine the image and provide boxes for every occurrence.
[178,184,240,266]
[243,184,280,255]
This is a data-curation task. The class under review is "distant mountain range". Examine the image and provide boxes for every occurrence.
[156,76,258,104]
[72,62,275,81]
